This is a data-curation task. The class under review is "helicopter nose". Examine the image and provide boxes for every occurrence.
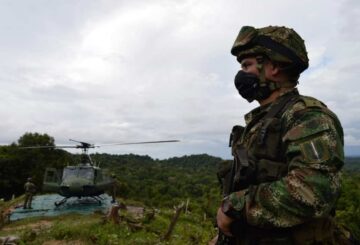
[60,186,69,192]
[60,183,82,194]
[59,186,70,196]
[82,185,96,192]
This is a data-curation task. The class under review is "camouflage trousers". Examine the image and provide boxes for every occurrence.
[23,193,33,209]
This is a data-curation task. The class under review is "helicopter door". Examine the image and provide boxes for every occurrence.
[43,168,61,192]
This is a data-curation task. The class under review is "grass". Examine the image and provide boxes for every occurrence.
[0,200,217,245]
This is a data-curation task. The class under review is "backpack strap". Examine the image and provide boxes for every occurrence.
[257,90,300,145]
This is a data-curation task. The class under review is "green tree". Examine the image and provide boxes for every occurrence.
[18,132,55,147]
[0,132,72,199]
[336,172,360,240]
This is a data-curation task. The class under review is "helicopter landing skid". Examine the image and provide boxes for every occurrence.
[55,197,69,207]
[54,196,103,207]
[91,196,103,204]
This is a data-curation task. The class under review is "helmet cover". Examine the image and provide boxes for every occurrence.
[231,26,309,73]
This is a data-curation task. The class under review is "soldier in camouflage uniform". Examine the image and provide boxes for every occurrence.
[110,173,118,203]
[23,177,36,209]
[215,26,346,244]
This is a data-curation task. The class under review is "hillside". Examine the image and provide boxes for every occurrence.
[93,153,222,209]
[344,157,360,172]
[1,133,359,243]
[0,153,223,244]
[0,196,216,244]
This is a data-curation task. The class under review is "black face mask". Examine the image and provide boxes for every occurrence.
[234,70,272,102]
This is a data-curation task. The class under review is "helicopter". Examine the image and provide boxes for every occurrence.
[21,139,179,206]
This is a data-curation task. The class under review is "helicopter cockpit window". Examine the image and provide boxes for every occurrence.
[62,167,94,180]
[78,168,94,179]
[62,168,77,179]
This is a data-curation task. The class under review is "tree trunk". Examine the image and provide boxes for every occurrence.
[107,204,121,224]
[161,202,184,241]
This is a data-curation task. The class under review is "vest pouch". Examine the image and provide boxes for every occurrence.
[256,159,287,183]
[230,125,245,155]
[254,117,282,160]
[217,160,233,196]
[233,145,257,190]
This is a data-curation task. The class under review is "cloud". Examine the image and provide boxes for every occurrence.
[0,0,359,158]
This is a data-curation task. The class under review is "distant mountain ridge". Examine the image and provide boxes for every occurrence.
[344,157,360,172]
[93,153,360,172]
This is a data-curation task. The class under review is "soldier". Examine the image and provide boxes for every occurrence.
[216,26,346,244]
[110,173,118,203]
[23,177,36,209]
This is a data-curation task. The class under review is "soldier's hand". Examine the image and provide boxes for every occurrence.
[208,234,218,245]
[216,207,234,237]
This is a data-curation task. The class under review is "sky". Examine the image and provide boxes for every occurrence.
[0,0,359,159]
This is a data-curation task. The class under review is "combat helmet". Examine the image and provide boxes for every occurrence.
[231,26,309,74]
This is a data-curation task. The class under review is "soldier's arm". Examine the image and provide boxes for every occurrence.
[222,105,344,228]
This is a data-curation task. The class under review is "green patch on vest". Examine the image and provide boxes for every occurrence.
[300,136,331,163]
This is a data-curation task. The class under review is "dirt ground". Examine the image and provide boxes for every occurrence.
[2,220,53,232]
[126,205,144,219]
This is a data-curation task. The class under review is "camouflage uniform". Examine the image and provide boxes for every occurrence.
[223,90,344,243]
[23,178,36,209]
[110,174,118,203]
[218,26,345,244]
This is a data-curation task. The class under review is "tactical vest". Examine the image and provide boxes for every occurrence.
[224,90,347,245]
[24,182,36,194]
[228,90,342,191]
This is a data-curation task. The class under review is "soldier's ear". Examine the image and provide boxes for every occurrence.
[264,61,280,79]
[269,62,280,76]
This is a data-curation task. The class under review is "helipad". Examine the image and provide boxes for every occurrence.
[10,194,113,221]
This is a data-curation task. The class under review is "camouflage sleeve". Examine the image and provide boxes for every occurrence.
[225,102,344,228]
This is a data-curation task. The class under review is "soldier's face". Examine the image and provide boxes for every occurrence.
[240,56,275,79]
[240,57,260,75]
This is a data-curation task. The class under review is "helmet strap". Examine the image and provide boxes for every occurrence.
[256,57,268,86]
[256,59,296,93]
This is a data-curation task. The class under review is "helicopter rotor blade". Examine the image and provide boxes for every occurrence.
[98,140,180,147]
[18,146,77,149]
[69,139,95,148]
[69,139,89,145]
[17,139,179,149]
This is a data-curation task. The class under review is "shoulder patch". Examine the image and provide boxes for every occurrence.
[299,135,331,163]
[283,117,330,142]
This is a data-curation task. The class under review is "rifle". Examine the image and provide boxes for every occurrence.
[216,158,238,245]
[215,125,248,245]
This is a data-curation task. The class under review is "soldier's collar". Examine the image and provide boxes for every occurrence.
[244,88,299,124]
[244,103,271,124]
[278,87,299,97]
